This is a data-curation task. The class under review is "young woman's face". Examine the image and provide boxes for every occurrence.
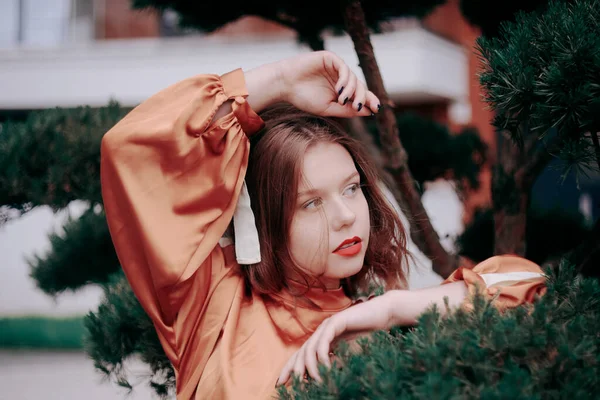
[289,142,370,288]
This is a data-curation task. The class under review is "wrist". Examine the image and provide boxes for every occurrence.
[244,61,286,112]
[384,290,416,327]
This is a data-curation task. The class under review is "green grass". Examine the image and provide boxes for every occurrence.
[0,316,85,349]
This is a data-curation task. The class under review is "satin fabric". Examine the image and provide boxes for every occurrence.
[100,69,545,399]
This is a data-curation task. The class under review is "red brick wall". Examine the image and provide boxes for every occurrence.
[424,0,494,222]
[96,0,159,39]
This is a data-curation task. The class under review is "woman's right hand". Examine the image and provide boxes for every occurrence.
[245,51,380,118]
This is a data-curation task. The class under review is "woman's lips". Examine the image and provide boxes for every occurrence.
[333,241,362,256]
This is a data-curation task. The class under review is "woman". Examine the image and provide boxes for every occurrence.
[100,51,546,399]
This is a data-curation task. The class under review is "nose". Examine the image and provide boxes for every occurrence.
[330,197,356,231]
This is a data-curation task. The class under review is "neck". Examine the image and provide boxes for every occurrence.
[287,272,341,290]
[320,277,342,290]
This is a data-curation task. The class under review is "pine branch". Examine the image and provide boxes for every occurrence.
[0,102,128,221]
[282,260,600,399]
[28,207,121,295]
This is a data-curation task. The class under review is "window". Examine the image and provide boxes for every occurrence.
[0,0,93,49]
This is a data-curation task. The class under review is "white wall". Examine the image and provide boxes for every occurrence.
[0,26,468,109]
[0,202,104,316]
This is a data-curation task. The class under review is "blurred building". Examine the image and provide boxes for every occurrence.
[0,0,494,215]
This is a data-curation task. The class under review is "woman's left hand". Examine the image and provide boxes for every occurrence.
[276,315,346,386]
[276,292,396,386]
[276,281,472,386]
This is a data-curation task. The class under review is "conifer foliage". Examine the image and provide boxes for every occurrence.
[477,0,600,176]
[281,262,600,399]
[461,0,600,257]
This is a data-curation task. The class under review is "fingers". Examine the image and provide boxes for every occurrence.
[276,325,335,386]
[335,62,350,98]
[323,102,360,118]
[316,338,332,369]
[303,336,322,383]
[353,81,367,115]
[338,73,356,106]
[321,51,382,117]
[277,351,297,387]
[333,75,380,118]
[292,345,308,380]
[365,90,381,115]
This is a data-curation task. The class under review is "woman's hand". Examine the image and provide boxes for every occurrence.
[275,282,469,386]
[276,292,396,386]
[246,51,380,117]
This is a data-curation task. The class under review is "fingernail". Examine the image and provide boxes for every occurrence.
[370,112,375,116]
[357,103,363,112]
[343,97,348,105]
[338,87,344,96]
[377,104,381,111]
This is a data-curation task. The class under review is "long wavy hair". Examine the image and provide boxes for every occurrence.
[241,104,409,300]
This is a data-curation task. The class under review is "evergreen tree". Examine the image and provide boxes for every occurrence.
[0,103,124,224]
[473,0,600,257]
[0,103,127,291]
[393,113,487,192]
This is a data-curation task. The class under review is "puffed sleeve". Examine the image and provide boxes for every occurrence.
[442,255,547,311]
[100,69,264,333]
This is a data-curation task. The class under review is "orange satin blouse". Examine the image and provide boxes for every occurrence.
[100,68,546,399]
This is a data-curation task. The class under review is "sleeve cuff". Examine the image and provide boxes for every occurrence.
[220,68,249,98]
[221,68,265,136]
[442,256,547,312]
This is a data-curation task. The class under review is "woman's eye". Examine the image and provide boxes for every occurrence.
[303,198,321,209]
[344,183,360,196]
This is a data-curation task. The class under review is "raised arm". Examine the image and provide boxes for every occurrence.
[100,68,272,327]
[100,51,380,331]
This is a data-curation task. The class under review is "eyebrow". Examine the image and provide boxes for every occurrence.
[297,171,360,198]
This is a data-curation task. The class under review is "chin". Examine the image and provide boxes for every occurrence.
[327,257,365,280]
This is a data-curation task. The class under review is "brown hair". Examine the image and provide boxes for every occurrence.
[242,104,409,300]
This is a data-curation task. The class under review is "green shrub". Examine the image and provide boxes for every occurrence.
[280,262,600,399]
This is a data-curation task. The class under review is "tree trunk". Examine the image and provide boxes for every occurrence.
[341,0,457,278]
[492,132,527,256]
[577,217,600,278]
[493,197,528,256]
[492,127,553,256]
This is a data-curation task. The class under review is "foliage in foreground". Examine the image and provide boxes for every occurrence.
[83,261,599,399]
[280,261,600,399]
[84,272,175,397]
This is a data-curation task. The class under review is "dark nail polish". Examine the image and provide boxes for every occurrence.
[377,104,381,111]
[370,112,375,116]
[343,97,348,105]
[357,103,363,112]
[338,87,344,96]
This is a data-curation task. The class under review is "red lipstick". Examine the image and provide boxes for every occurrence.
[333,236,362,256]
